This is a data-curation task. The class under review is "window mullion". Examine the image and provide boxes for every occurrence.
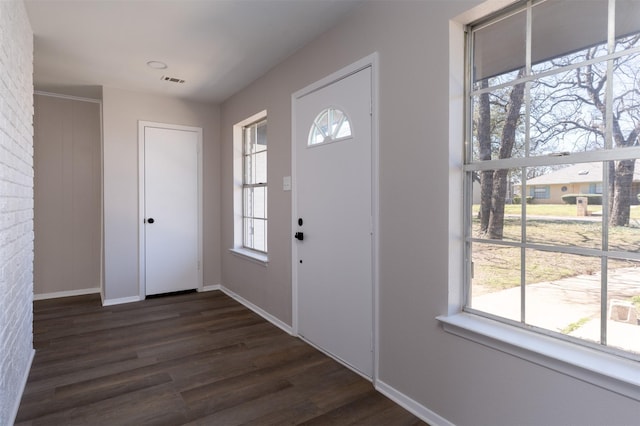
[465,146,640,171]
[599,0,618,348]
[520,2,533,325]
[521,167,527,324]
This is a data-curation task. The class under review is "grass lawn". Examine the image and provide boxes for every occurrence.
[473,203,640,219]
[471,205,640,291]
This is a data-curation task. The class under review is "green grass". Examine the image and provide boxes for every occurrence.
[473,203,640,219]
[560,316,592,334]
[470,209,640,291]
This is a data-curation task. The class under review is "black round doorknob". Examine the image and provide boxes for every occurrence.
[147,218,155,224]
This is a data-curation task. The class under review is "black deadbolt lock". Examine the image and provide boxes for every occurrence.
[147,218,155,224]
[298,218,303,226]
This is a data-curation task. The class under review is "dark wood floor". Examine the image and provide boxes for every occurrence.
[16,290,427,425]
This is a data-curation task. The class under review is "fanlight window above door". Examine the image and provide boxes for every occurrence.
[308,107,352,146]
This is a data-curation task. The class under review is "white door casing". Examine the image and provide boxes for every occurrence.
[138,122,203,297]
[292,56,378,379]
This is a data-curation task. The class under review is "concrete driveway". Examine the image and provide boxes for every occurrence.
[472,267,640,354]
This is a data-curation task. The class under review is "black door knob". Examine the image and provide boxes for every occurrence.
[147,218,155,224]
[294,232,304,241]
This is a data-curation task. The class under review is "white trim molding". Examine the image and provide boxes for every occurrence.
[10,349,35,426]
[376,379,455,426]
[199,284,222,292]
[34,288,100,301]
[34,90,102,104]
[220,285,293,335]
[102,295,142,307]
[228,248,268,265]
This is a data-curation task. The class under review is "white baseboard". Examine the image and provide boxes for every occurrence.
[10,348,35,425]
[34,287,100,300]
[375,379,455,426]
[219,285,293,335]
[102,295,142,306]
[199,284,221,292]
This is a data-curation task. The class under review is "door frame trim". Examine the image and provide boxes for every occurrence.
[137,121,204,299]
[291,52,380,381]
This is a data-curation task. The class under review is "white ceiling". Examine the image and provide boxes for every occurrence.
[25,0,364,103]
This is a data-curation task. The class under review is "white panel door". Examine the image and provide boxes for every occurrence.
[294,67,373,377]
[144,126,199,296]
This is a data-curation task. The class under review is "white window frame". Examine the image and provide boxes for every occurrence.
[439,0,640,402]
[231,110,268,264]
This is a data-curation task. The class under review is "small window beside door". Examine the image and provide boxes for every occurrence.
[308,107,352,146]
[242,119,267,253]
[231,111,268,263]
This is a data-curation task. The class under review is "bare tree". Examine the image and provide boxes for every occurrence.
[476,69,526,239]
[530,37,640,226]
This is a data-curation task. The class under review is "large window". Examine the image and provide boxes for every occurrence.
[242,119,267,253]
[466,0,640,359]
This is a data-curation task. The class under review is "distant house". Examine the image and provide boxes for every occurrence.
[522,161,640,204]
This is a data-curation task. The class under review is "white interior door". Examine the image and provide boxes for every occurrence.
[294,67,373,378]
[143,125,201,296]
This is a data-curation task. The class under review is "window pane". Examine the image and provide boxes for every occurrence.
[244,126,255,154]
[471,85,526,161]
[244,153,253,184]
[252,186,267,220]
[471,168,521,242]
[253,151,267,184]
[243,216,253,248]
[243,187,253,218]
[244,121,267,155]
[309,108,352,146]
[530,68,606,155]
[524,164,603,249]
[256,121,267,151]
[611,51,640,150]
[615,0,640,51]
[605,260,640,355]
[472,9,526,88]
[252,219,267,252]
[531,0,608,74]
[607,159,640,250]
[525,250,601,344]
[470,242,521,322]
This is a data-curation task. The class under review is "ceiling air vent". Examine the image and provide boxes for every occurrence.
[161,76,185,84]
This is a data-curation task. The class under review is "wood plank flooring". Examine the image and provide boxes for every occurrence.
[16,290,427,425]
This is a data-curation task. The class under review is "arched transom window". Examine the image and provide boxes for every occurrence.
[308,107,352,146]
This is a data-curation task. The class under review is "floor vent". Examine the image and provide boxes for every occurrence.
[161,76,185,84]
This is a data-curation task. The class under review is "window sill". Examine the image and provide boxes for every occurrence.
[229,248,268,265]
[436,313,640,401]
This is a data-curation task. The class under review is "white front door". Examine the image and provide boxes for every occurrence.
[141,123,202,296]
[293,66,374,378]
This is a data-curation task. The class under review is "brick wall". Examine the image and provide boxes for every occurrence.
[0,0,34,424]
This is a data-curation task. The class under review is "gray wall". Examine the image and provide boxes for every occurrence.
[220,1,639,425]
[0,1,34,423]
[34,94,101,296]
[102,87,221,302]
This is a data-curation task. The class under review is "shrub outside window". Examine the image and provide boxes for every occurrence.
[466,0,640,359]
